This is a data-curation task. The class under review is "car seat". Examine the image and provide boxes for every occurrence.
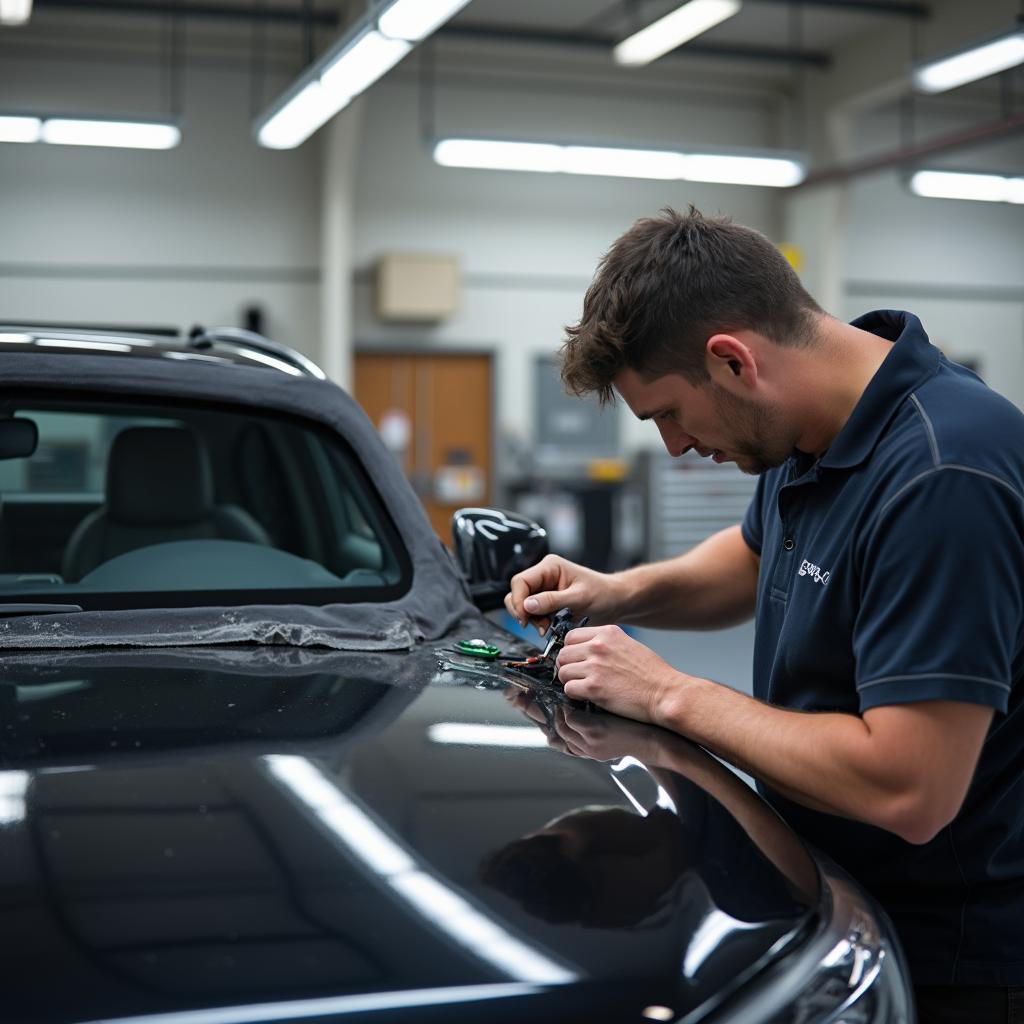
[62,426,271,582]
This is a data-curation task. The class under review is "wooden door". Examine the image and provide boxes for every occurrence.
[354,352,493,541]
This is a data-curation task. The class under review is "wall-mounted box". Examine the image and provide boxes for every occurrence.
[376,252,460,322]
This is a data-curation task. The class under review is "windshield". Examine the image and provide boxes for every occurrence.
[0,396,410,610]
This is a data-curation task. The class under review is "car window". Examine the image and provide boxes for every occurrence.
[0,396,410,610]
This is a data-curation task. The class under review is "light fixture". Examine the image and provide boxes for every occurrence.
[914,25,1024,94]
[910,169,1024,204]
[40,118,180,150]
[319,28,411,107]
[379,0,472,43]
[257,82,336,150]
[0,0,32,26]
[0,115,41,143]
[614,0,742,67]
[434,138,806,188]
[255,0,467,150]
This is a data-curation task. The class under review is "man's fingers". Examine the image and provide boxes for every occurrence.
[522,589,572,619]
[556,661,588,683]
[562,626,601,646]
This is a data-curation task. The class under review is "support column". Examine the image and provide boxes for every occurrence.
[782,108,853,317]
[320,98,364,389]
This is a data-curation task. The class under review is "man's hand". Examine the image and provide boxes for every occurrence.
[555,624,686,723]
[505,554,623,637]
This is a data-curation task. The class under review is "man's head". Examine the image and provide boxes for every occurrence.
[561,207,824,473]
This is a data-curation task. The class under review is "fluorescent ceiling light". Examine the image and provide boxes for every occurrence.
[561,145,689,179]
[320,29,411,106]
[255,0,463,149]
[914,28,1024,93]
[427,723,550,747]
[910,169,1024,204]
[257,81,336,150]
[682,153,804,187]
[0,0,32,25]
[41,119,180,150]
[256,29,410,150]
[0,115,40,143]
[379,0,472,42]
[614,0,742,67]
[434,138,805,187]
[435,138,562,173]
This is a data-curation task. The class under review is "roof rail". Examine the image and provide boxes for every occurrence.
[188,327,328,380]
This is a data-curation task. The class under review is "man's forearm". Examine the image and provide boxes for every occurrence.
[613,525,758,630]
[655,676,924,840]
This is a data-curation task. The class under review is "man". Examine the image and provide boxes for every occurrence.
[505,207,1024,1022]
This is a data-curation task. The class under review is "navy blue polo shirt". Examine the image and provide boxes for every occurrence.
[741,310,1024,987]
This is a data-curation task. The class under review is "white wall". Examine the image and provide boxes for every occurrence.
[0,51,323,359]
[350,62,788,458]
[837,106,1024,406]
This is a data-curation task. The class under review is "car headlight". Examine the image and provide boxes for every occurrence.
[697,856,915,1024]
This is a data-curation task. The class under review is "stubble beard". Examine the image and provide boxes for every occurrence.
[708,383,793,475]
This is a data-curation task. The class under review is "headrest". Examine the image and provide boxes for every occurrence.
[107,427,214,526]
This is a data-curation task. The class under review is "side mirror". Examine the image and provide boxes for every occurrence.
[451,507,549,611]
[0,418,38,460]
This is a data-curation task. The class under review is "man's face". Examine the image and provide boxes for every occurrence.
[615,366,793,475]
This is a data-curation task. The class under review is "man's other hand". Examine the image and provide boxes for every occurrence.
[505,554,622,637]
[555,624,684,724]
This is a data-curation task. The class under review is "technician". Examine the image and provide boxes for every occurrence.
[506,207,1024,1022]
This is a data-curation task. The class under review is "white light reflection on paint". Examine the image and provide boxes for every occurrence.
[0,770,28,824]
[263,755,577,985]
[78,982,541,1024]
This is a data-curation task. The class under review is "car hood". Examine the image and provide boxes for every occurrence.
[0,622,820,1024]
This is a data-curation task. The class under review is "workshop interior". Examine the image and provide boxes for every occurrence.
[4,0,1021,686]
[1,0,1023,1021]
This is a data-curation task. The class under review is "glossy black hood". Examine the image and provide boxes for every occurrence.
[0,623,819,1024]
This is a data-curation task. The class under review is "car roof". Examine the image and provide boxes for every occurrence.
[0,324,327,380]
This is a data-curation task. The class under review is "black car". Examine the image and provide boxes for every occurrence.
[0,325,914,1023]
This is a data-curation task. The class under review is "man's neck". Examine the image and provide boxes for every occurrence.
[791,316,895,458]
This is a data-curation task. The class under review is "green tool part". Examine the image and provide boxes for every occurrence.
[456,639,501,659]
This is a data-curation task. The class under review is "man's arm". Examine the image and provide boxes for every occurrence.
[657,680,993,844]
[506,524,759,634]
[555,626,994,844]
[615,524,759,630]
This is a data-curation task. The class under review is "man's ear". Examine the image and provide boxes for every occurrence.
[706,334,757,388]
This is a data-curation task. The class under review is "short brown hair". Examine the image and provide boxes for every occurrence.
[561,206,822,403]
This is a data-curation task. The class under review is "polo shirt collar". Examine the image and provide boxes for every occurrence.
[817,309,941,471]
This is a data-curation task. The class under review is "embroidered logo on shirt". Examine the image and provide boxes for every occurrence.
[798,559,830,585]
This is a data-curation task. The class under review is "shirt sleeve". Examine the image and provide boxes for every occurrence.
[741,474,767,556]
[853,467,1024,713]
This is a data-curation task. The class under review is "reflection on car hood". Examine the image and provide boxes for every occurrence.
[0,622,819,1024]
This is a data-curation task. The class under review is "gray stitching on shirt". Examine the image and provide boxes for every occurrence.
[872,465,1024,526]
[857,673,1010,691]
[909,393,940,467]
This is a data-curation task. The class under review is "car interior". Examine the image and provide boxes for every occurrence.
[0,397,410,608]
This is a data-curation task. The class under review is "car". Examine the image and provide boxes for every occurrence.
[0,324,914,1023]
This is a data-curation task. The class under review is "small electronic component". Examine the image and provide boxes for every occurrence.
[455,639,502,659]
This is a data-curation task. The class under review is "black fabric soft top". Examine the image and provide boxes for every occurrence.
[0,352,475,651]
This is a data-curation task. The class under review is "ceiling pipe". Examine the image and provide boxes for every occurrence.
[33,0,339,25]
[795,111,1024,189]
[438,24,830,67]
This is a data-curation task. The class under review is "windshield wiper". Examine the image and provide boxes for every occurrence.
[0,603,84,617]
